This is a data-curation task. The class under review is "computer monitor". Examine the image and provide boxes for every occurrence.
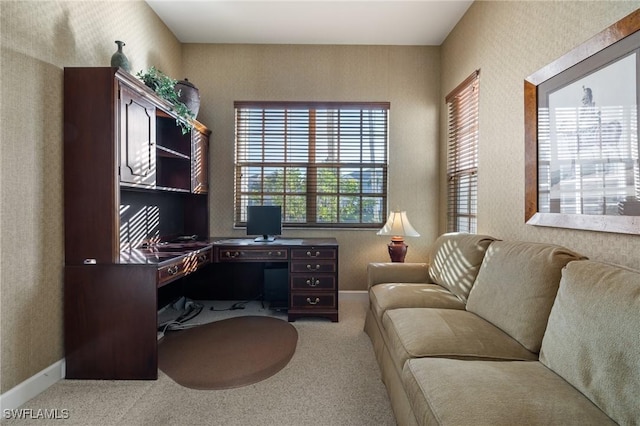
[246,205,282,242]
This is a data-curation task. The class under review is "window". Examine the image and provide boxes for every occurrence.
[234,101,389,228]
[446,70,480,233]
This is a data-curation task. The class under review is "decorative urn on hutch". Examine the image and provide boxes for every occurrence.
[110,40,131,72]
[175,78,200,118]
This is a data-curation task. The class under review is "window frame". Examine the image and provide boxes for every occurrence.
[446,70,480,234]
[234,101,389,229]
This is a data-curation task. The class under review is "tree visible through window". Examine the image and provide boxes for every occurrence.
[446,71,479,233]
[234,101,389,228]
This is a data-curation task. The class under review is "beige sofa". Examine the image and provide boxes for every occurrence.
[364,233,640,425]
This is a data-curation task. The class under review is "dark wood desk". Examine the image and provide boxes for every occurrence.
[212,238,339,322]
[64,240,215,380]
[64,238,338,380]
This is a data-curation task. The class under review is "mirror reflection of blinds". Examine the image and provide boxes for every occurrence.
[446,70,480,233]
[538,103,638,215]
[234,101,389,228]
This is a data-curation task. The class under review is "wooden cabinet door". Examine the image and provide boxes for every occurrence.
[119,84,156,187]
[191,128,209,194]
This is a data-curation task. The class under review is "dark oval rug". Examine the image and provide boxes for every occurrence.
[159,316,298,390]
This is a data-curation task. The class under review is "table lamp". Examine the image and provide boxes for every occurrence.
[376,211,420,262]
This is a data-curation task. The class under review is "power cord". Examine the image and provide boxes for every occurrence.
[209,297,262,311]
[158,298,204,332]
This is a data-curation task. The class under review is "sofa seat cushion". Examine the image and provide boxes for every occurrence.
[370,283,465,323]
[540,260,640,426]
[427,233,497,302]
[466,241,586,353]
[402,358,616,426]
[382,308,536,374]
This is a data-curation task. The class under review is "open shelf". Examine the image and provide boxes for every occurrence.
[157,156,191,191]
[156,145,190,160]
[156,114,191,156]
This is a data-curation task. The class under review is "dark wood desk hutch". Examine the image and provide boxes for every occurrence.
[63,67,211,380]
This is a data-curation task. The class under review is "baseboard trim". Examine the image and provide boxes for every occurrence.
[0,359,65,411]
[339,290,368,302]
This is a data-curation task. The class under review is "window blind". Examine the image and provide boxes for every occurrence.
[234,101,389,228]
[446,71,480,233]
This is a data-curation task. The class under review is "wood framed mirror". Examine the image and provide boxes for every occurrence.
[524,9,640,235]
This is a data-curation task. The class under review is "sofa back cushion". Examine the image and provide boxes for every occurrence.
[427,233,496,303]
[466,241,585,353]
[540,260,640,425]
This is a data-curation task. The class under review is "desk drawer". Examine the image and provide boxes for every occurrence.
[158,261,186,285]
[290,274,336,291]
[215,247,288,262]
[158,262,184,285]
[181,249,212,274]
[290,292,336,310]
[291,248,337,260]
[290,260,336,273]
[157,248,212,286]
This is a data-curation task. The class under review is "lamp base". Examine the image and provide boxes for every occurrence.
[387,239,408,262]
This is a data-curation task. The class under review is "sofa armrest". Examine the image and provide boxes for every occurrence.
[367,262,431,288]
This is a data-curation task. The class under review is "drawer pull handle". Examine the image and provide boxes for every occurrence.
[306,264,320,271]
[306,277,320,287]
[306,251,320,258]
[225,251,240,258]
[268,251,283,257]
[167,266,179,275]
[306,297,320,305]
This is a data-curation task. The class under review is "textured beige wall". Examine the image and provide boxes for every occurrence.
[5,0,636,397]
[182,44,441,291]
[0,0,182,392]
[441,1,640,269]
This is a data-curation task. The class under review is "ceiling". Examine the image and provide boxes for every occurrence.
[145,1,474,46]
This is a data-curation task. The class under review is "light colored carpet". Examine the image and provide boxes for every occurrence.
[6,298,396,425]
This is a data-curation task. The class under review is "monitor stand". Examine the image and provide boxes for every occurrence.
[254,235,276,242]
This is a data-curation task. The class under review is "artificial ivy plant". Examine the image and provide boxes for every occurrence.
[136,66,195,134]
